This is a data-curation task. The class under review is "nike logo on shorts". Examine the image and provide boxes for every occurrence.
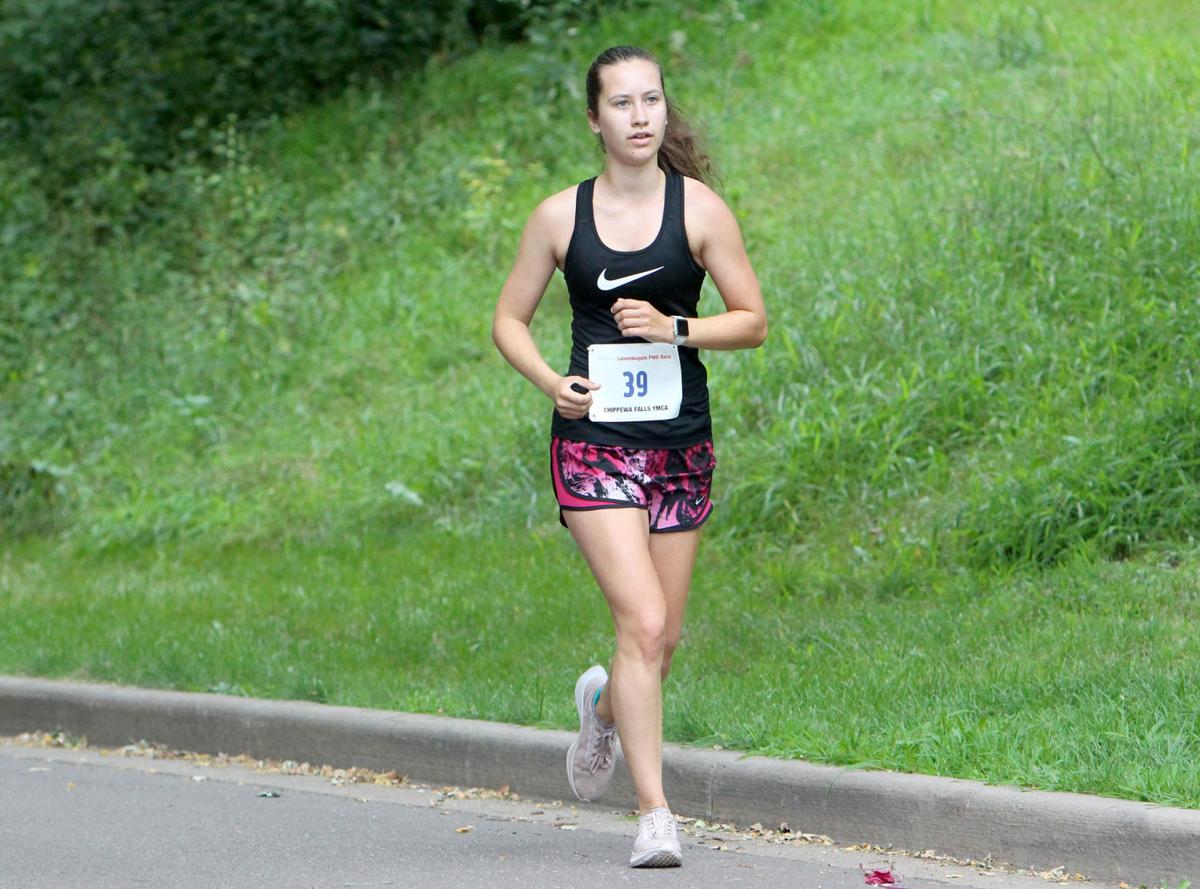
[596,266,665,291]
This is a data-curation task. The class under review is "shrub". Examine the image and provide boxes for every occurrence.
[0,0,572,210]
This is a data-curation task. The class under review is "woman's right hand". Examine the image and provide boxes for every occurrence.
[549,376,600,419]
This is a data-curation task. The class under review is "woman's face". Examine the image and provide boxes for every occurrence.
[588,58,667,164]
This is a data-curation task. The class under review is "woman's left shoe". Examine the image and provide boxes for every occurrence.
[566,664,618,801]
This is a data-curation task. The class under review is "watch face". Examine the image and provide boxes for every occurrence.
[677,317,690,337]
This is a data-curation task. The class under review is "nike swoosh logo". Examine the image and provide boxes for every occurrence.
[596,266,665,291]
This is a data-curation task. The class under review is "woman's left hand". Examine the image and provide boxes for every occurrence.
[611,298,672,343]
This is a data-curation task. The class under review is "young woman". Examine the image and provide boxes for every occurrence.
[492,45,767,868]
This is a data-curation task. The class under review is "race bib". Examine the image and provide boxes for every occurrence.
[587,343,682,423]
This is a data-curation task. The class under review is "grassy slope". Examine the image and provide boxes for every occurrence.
[3,0,1200,806]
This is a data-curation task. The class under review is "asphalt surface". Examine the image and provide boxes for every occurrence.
[1,740,1064,889]
[3,677,1198,887]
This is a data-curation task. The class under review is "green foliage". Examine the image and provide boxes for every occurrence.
[0,0,583,229]
[4,0,1200,568]
[0,458,70,534]
[1,1,445,164]
[960,395,1200,567]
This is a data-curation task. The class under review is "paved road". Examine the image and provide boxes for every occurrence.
[0,740,1072,889]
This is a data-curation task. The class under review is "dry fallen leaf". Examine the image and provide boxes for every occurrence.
[455,826,474,834]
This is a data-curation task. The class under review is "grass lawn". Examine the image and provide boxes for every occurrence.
[5,522,1200,807]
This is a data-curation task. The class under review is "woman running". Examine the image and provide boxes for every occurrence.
[491,44,767,868]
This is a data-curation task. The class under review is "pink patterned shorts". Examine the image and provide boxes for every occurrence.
[550,437,716,533]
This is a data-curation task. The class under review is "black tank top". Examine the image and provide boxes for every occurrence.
[550,170,711,448]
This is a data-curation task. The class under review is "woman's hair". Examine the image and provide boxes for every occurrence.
[585,45,714,186]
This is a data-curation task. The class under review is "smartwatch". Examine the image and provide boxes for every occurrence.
[672,316,690,346]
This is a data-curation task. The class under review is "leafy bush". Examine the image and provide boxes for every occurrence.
[0,0,579,217]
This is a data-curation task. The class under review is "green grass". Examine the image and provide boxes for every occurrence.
[4,523,1199,806]
[4,0,1200,809]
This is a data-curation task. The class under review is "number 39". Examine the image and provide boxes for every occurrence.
[623,370,649,398]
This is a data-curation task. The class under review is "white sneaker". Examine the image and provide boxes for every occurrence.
[630,807,682,868]
[566,665,618,801]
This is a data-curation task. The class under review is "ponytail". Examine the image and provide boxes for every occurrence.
[585,46,716,187]
[659,96,713,185]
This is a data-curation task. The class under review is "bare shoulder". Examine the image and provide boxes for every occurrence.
[681,176,728,212]
[528,184,578,232]
[682,176,741,246]
[525,184,578,263]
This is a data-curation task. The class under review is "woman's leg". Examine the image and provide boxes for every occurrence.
[593,525,703,719]
[647,527,703,682]
[565,507,670,813]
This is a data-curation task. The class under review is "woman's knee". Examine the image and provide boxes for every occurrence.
[616,611,668,663]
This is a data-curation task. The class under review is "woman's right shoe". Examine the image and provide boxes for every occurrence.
[630,807,683,868]
[565,665,618,801]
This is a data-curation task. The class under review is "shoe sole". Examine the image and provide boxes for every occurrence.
[565,665,608,801]
[630,848,683,868]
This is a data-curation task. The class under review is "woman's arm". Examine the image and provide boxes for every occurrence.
[611,180,767,349]
[492,193,599,419]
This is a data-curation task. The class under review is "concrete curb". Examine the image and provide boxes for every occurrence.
[2,675,1196,885]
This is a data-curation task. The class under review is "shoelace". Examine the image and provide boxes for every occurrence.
[643,808,675,839]
[587,723,617,773]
